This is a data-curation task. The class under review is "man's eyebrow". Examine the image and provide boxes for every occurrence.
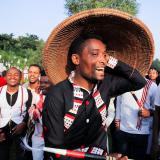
[90,49,107,52]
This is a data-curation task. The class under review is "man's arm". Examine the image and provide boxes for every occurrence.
[114,96,122,129]
[42,86,66,160]
[104,98,115,131]
[42,86,65,148]
[105,57,146,97]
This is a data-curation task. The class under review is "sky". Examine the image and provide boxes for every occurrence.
[0,0,159,59]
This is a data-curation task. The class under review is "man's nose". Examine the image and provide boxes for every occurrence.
[10,75,17,79]
[30,73,35,76]
[99,55,106,65]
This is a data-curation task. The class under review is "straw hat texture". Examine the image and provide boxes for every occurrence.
[42,8,154,84]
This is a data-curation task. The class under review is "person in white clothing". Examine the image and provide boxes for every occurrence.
[104,98,115,154]
[28,70,52,160]
[114,79,157,160]
[23,64,41,160]
[0,67,32,160]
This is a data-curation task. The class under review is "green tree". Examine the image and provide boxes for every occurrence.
[0,33,17,50]
[18,34,39,50]
[65,0,139,16]
[0,33,45,70]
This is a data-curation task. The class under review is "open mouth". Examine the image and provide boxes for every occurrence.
[95,67,105,72]
[10,80,17,83]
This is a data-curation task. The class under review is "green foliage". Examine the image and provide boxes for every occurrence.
[152,59,160,72]
[65,0,139,16]
[0,33,45,70]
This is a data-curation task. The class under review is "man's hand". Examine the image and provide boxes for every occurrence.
[105,54,110,64]
[28,105,41,120]
[139,108,150,118]
[109,153,128,160]
[117,156,128,160]
[12,122,26,135]
[0,129,6,142]
[115,119,120,129]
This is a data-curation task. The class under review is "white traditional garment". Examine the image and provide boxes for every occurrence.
[115,81,157,134]
[0,85,29,128]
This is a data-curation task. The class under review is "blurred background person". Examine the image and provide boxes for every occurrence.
[24,64,41,93]
[114,79,157,160]
[28,70,52,160]
[146,67,160,85]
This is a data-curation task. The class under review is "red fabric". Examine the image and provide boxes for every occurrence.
[0,77,6,87]
[36,94,44,112]
[28,94,44,120]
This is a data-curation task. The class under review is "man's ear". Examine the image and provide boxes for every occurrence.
[71,54,80,65]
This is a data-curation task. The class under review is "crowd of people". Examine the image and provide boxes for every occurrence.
[0,8,160,160]
[0,65,52,160]
[0,37,160,160]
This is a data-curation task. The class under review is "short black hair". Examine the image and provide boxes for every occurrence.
[149,67,159,73]
[41,69,46,76]
[29,64,41,73]
[66,34,104,74]
[2,70,6,77]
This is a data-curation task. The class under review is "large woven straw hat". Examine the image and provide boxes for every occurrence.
[43,8,154,84]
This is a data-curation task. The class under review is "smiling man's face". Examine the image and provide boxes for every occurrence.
[6,68,21,87]
[74,38,107,83]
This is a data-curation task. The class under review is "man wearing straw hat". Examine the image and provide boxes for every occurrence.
[42,8,154,160]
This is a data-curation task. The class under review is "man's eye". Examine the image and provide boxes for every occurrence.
[92,52,98,56]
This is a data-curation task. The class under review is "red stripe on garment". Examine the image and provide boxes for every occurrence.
[73,99,83,104]
[93,91,99,97]
[140,80,152,104]
[99,104,106,112]
[65,114,75,120]
[136,100,142,108]
[66,150,85,158]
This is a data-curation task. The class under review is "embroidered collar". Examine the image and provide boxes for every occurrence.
[68,71,98,94]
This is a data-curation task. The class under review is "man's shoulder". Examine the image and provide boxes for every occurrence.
[49,79,71,93]
[20,85,32,97]
[0,85,7,94]
[23,82,29,88]
[21,85,29,90]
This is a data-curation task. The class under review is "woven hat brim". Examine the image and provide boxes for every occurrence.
[43,8,154,85]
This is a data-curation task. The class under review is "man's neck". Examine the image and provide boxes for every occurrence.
[29,81,39,90]
[28,81,40,93]
[7,85,19,94]
[74,74,94,91]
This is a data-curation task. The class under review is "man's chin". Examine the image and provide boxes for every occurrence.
[89,79,98,84]
[30,80,38,84]
[83,74,103,84]
[95,75,105,81]
[9,84,19,87]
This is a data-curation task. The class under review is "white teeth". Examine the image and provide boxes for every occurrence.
[96,68,104,71]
